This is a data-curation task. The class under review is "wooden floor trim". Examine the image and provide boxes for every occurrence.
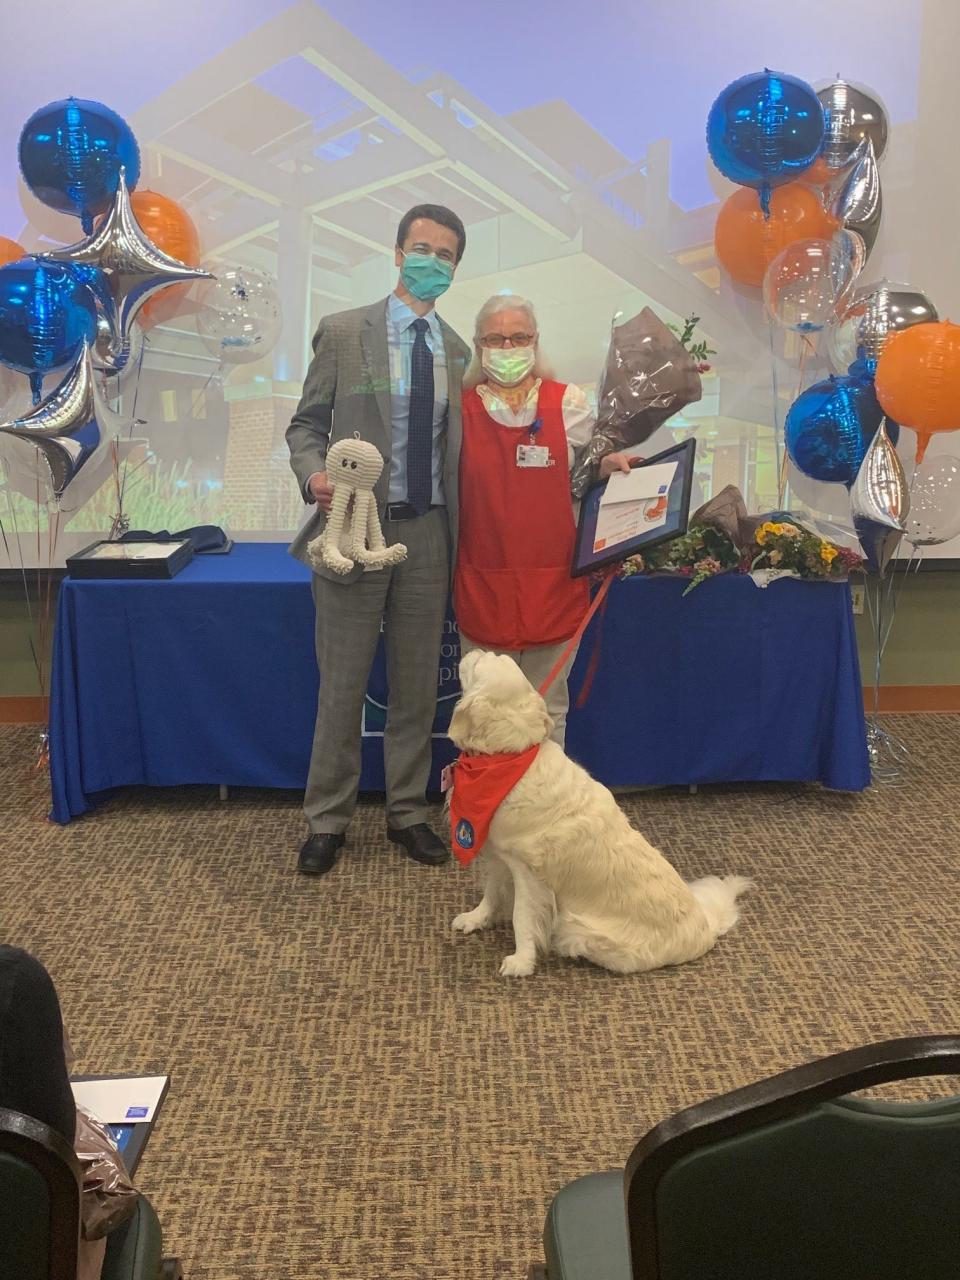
[862,686,960,713]
[0,696,48,723]
[2,690,960,723]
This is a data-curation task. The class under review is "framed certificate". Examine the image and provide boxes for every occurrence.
[572,438,696,577]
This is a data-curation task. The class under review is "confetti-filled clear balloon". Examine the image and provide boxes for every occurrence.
[763,237,854,332]
[827,279,938,374]
[195,267,282,366]
[905,455,960,547]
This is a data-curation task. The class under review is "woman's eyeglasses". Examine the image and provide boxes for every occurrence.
[478,333,536,349]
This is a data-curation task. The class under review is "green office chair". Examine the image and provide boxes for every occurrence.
[0,1107,181,1279]
[533,1035,960,1280]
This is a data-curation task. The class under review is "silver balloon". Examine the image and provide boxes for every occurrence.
[195,266,282,366]
[850,420,909,575]
[905,454,960,547]
[817,79,889,172]
[0,343,126,497]
[827,137,882,262]
[827,279,939,372]
[41,169,211,373]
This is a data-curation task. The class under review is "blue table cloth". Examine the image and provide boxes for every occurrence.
[49,543,869,823]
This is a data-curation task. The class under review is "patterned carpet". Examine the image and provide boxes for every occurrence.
[2,716,959,1279]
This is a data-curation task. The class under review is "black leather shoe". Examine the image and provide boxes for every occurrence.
[298,833,344,876]
[387,823,450,866]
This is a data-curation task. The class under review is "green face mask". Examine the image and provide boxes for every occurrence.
[400,251,454,301]
[481,345,536,386]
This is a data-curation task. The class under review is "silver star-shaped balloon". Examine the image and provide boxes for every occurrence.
[41,168,211,373]
[0,343,127,498]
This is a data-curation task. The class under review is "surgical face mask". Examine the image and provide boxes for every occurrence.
[399,250,454,301]
[482,345,536,386]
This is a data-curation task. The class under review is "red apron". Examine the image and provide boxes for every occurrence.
[455,380,589,649]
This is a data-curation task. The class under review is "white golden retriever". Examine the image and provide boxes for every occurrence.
[449,650,752,978]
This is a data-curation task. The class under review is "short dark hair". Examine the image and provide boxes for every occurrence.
[396,204,466,263]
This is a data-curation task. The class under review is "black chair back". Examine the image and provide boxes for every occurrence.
[0,1106,81,1280]
[624,1036,960,1280]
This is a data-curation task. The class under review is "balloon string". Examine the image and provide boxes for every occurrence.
[780,332,820,509]
[186,359,222,420]
[768,319,784,505]
[116,334,149,522]
[880,540,915,659]
[2,472,42,697]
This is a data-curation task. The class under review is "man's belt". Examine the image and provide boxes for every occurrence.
[383,502,442,521]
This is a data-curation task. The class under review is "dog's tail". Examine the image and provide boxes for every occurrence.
[689,875,754,937]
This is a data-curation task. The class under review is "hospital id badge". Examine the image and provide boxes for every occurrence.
[516,444,551,468]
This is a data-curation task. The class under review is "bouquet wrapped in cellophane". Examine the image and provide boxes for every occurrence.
[570,307,703,498]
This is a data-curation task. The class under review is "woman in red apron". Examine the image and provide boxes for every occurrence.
[454,295,631,746]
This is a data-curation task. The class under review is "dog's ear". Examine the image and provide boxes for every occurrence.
[449,693,482,751]
[517,689,553,745]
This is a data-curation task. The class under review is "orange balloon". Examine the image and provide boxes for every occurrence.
[875,321,960,463]
[714,183,840,288]
[130,190,201,329]
[801,156,837,187]
[0,236,27,267]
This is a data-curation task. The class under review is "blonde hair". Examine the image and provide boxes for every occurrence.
[463,294,554,389]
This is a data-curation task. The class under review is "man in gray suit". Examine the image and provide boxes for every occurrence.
[287,205,470,876]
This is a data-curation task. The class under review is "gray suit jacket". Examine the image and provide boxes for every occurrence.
[287,296,471,582]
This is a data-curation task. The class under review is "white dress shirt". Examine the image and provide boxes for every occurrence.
[386,292,448,505]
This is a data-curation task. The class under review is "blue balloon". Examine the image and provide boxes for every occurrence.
[19,98,140,234]
[786,373,898,489]
[0,258,99,402]
[707,70,824,213]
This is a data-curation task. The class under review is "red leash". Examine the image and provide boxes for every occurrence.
[537,569,616,703]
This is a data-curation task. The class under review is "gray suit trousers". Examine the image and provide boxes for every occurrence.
[304,508,450,833]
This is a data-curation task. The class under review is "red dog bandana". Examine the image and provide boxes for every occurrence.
[448,745,540,866]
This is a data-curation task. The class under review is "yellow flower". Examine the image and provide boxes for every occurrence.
[756,521,780,545]
[820,543,838,564]
[780,523,800,537]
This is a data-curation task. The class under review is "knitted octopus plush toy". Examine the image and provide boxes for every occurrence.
[306,435,407,576]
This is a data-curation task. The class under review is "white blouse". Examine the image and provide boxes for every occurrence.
[475,379,596,468]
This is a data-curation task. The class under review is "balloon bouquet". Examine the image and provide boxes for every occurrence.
[708,71,960,779]
[0,97,284,759]
[0,96,283,536]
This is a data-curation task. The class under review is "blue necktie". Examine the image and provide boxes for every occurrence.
[407,317,434,515]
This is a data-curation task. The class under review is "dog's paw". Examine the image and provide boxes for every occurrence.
[499,952,536,978]
[452,910,488,934]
